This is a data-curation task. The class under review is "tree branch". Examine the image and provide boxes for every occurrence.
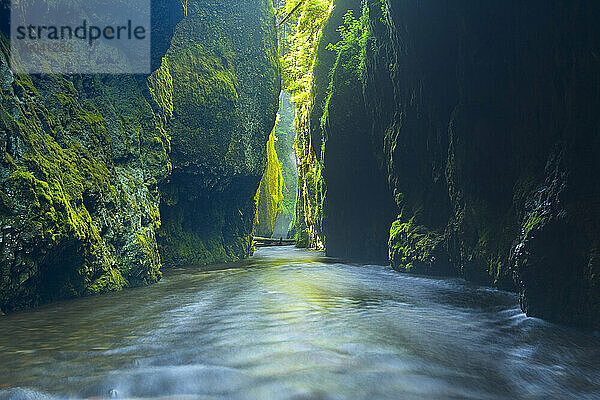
[278,0,306,27]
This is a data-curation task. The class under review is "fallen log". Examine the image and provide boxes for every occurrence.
[253,237,296,247]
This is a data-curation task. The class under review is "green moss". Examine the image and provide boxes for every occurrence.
[0,42,166,312]
[148,58,174,120]
[255,127,284,237]
[281,0,333,248]
[160,227,228,266]
[156,0,281,266]
[88,268,127,294]
[388,213,445,273]
[158,184,255,266]
[170,44,237,108]
[523,212,547,236]
[295,228,310,248]
[1,76,113,250]
[0,76,112,305]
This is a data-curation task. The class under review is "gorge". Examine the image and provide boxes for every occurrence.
[1,0,600,397]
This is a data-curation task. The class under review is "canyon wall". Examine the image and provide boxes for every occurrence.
[0,0,280,312]
[254,126,284,238]
[303,0,600,328]
[255,91,298,239]
[273,91,297,239]
[154,0,280,266]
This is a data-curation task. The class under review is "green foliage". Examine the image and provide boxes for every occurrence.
[282,0,332,103]
[320,5,370,138]
[280,0,332,248]
[325,10,368,76]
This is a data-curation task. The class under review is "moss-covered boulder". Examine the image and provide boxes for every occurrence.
[154,0,281,266]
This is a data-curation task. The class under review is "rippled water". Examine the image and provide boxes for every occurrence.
[1,247,600,400]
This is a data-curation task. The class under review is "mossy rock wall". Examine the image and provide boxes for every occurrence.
[255,128,284,238]
[0,51,169,313]
[0,1,185,313]
[0,0,280,312]
[285,0,333,249]
[155,0,281,266]
[272,91,298,239]
[307,0,600,328]
[315,0,397,263]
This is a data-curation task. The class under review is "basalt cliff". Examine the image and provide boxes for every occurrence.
[0,0,280,313]
[295,0,600,329]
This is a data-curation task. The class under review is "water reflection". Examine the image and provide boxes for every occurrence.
[1,247,599,399]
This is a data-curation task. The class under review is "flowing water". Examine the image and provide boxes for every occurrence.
[1,247,600,400]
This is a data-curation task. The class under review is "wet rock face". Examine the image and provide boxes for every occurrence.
[0,1,186,313]
[0,0,280,311]
[295,0,398,263]
[154,0,280,266]
[310,0,600,327]
[0,59,167,313]
[512,148,600,328]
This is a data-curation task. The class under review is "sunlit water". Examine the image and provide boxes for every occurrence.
[1,247,600,400]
